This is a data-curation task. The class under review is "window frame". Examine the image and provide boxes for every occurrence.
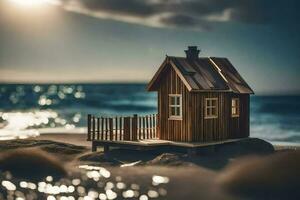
[231,98,240,117]
[205,97,218,119]
[168,94,182,120]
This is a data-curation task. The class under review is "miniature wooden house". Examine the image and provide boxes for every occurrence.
[147,46,254,142]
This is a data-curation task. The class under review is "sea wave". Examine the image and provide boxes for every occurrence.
[0,84,299,145]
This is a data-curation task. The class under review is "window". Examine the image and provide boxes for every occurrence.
[205,98,218,119]
[169,94,182,119]
[232,98,239,117]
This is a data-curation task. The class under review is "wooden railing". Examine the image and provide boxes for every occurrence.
[87,114,158,141]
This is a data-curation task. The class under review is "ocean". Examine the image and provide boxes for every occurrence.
[0,84,299,146]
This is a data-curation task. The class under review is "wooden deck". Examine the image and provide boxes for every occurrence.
[87,114,249,155]
[91,137,248,155]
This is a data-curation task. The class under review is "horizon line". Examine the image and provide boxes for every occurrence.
[0,82,299,96]
[0,80,148,85]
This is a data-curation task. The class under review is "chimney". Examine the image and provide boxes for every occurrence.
[185,46,200,60]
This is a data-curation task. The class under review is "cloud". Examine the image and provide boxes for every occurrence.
[46,0,270,30]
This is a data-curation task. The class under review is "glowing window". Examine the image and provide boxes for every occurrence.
[232,98,240,117]
[205,98,218,119]
[169,94,182,119]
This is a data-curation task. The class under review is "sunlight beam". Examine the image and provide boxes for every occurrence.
[8,0,47,7]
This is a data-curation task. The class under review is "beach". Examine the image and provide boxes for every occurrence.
[36,133,90,147]
[0,133,299,199]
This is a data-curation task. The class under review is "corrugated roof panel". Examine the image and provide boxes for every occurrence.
[147,55,253,94]
[189,60,214,89]
[197,59,229,90]
[170,58,200,90]
[178,58,211,88]
[210,57,254,94]
[174,58,196,74]
[184,75,201,90]
[192,73,210,90]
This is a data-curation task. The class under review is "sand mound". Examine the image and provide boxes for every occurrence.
[217,150,300,199]
[0,139,88,155]
[78,152,122,166]
[147,153,188,166]
[214,138,274,156]
[146,138,274,169]
[0,149,67,181]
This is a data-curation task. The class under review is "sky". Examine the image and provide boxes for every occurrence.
[0,0,299,94]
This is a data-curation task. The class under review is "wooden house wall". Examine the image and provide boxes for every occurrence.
[190,92,250,142]
[229,93,250,139]
[157,65,192,142]
[156,65,250,142]
[190,92,228,142]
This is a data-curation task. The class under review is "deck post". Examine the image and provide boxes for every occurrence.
[97,117,100,140]
[87,114,91,141]
[187,148,197,157]
[138,117,142,140]
[92,141,97,152]
[109,118,113,141]
[132,114,138,141]
[146,115,149,139]
[153,114,156,138]
[104,118,108,140]
[101,117,104,140]
[92,116,96,140]
[156,114,159,139]
[124,117,130,140]
[115,116,118,140]
[104,145,110,154]
[149,115,153,139]
[119,117,123,140]
[142,117,146,139]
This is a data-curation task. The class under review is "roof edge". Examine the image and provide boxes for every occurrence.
[147,57,194,92]
[146,57,169,91]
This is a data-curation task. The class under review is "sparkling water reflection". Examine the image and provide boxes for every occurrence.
[0,84,156,140]
[0,165,170,200]
[0,110,79,140]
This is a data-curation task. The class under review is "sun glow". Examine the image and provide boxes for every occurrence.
[8,0,47,7]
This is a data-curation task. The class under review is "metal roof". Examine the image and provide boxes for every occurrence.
[147,56,254,94]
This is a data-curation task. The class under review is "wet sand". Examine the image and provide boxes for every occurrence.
[36,133,91,147]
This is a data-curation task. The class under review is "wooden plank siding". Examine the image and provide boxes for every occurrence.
[158,64,192,142]
[157,64,250,142]
[229,94,250,139]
